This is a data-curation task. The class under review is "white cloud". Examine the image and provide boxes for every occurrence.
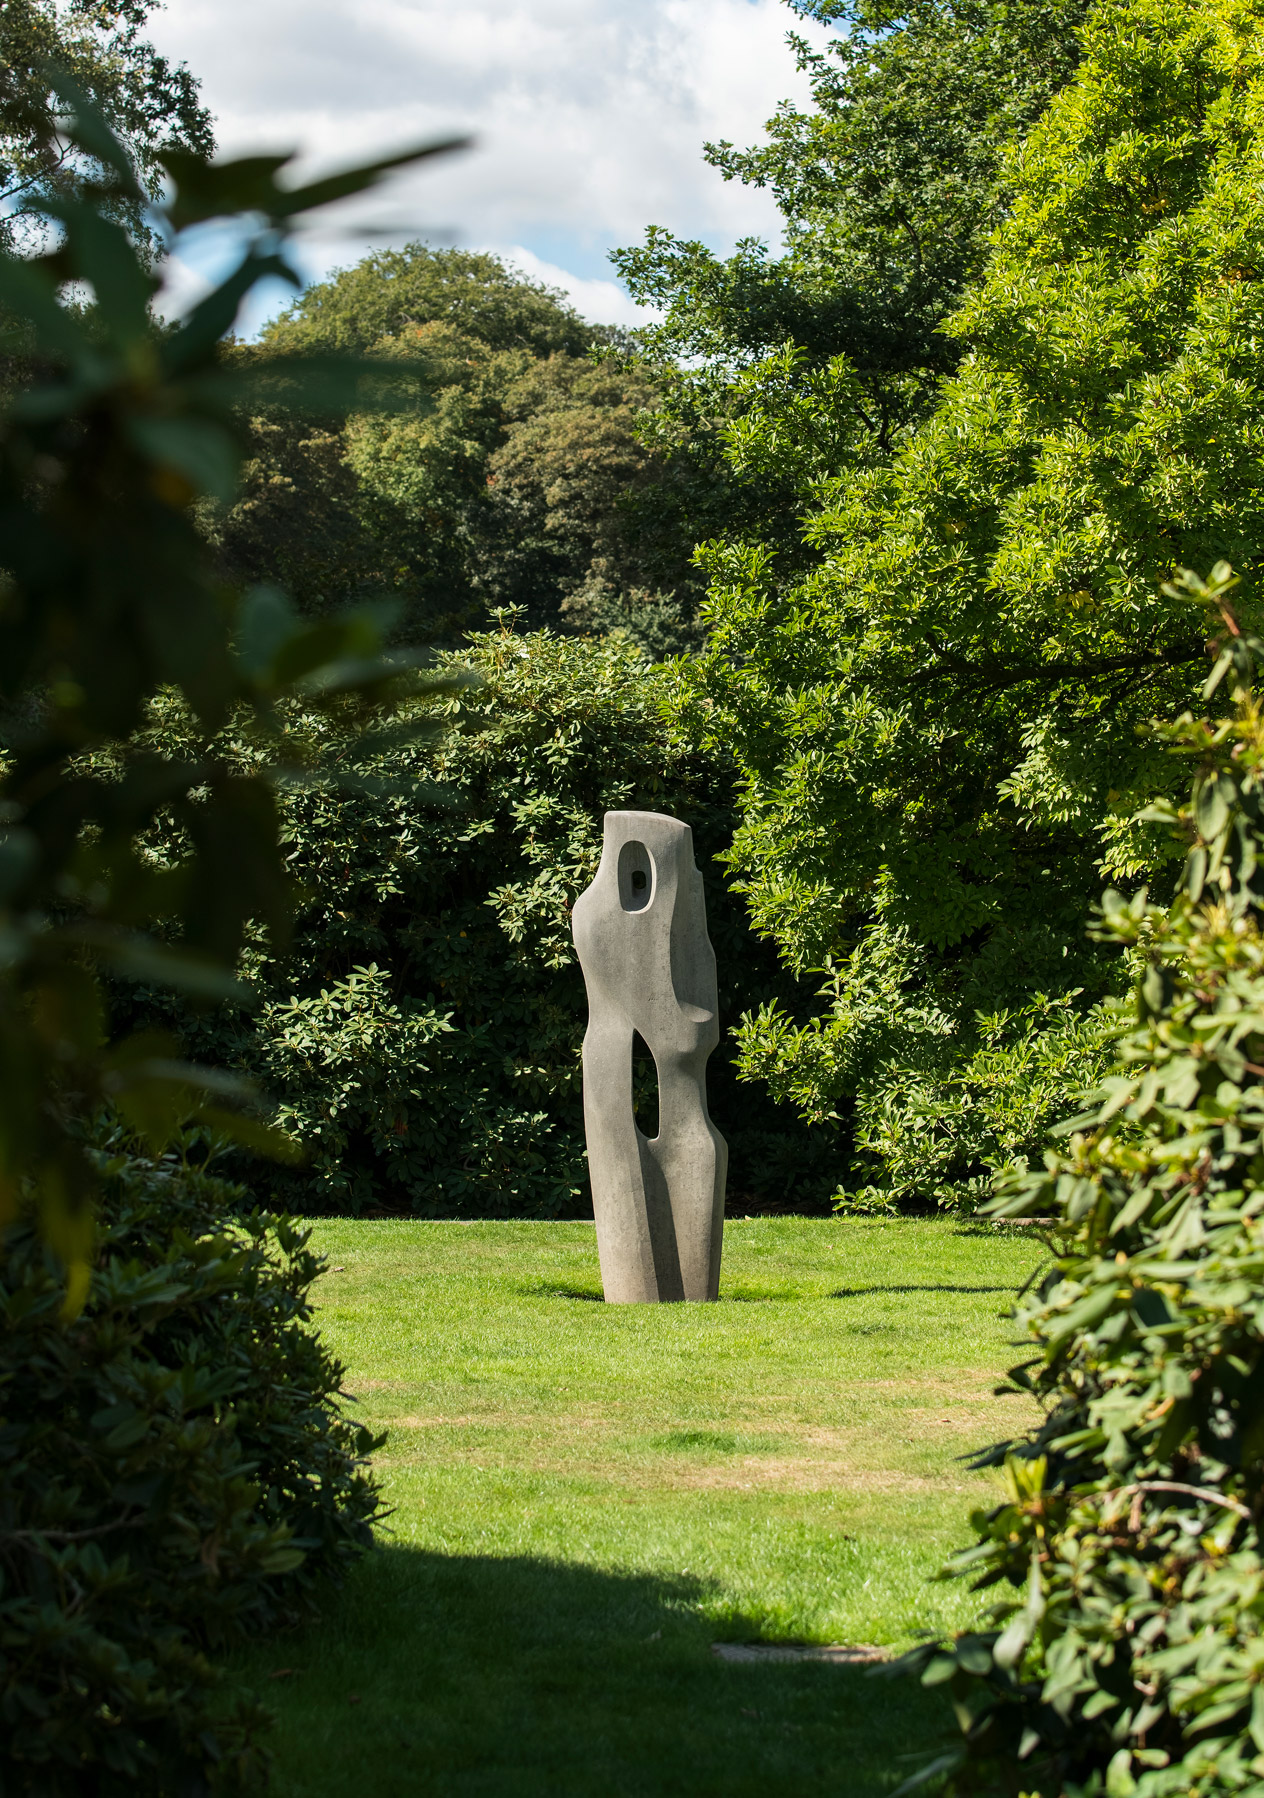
[146,0,831,329]
[494,246,653,327]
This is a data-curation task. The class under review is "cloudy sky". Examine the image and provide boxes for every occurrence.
[146,0,832,333]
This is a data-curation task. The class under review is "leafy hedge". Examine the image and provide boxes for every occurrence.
[0,1142,381,1794]
[741,959,1122,1213]
[838,992,1119,1213]
[113,624,837,1218]
[896,583,1264,1795]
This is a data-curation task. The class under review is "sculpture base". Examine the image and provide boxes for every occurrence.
[591,1119,726,1304]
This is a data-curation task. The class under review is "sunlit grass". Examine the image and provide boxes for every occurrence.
[234,1217,1043,1795]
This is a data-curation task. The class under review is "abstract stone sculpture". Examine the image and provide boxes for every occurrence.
[572,810,727,1303]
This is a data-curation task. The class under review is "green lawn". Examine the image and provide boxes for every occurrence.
[234,1217,1044,1796]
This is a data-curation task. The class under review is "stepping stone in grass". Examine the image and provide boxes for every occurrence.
[711,1644,889,1665]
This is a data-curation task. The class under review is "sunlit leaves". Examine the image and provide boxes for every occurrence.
[674,0,1264,1201]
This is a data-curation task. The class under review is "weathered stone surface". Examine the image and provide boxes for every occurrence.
[572,810,727,1302]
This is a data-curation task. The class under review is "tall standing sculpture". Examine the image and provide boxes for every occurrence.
[572,810,727,1303]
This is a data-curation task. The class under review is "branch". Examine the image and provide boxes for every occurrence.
[921,633,1206,691]
[0,139,75,208]
[2,1513,146,1548]
[1101,1480,1252,1523]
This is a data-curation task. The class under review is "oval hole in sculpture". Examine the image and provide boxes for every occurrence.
[631,1030,659,1140]
[618,839,654,912]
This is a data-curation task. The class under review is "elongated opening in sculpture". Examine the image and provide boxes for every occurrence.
[617,838,654,911]
[631,1029,659,1140]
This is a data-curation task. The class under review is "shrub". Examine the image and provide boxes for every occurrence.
[895,581,1264,1794]
[113,624,839,1218]
[839,992,1120,1214]
[0,1140,381,1793]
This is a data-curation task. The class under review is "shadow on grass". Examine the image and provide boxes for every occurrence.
[525,1282,604,1301]
[520,1279,1017,1306]
[235,1545,951,1798]
[525,1283,845,1307]
[522,1285,830,1307]
[830,1284,1017,1297]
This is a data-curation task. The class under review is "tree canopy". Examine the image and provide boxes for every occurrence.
[213,246,701,646]
[262,243,596,358]
[667,0,1264,1201]
[611,0,1091,575]
[0,0,211,253]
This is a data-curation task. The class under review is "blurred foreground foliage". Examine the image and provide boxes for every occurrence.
[0,80,462,1295]
[0,77,462,1790]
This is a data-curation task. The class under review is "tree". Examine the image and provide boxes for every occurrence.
[0,0,211,255]
[262,242,595,357]
[210,247,701,646]
[671,0,1264,1204]
[611,0,1091,569]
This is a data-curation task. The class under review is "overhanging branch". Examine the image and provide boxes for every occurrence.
[922,631,1206,690]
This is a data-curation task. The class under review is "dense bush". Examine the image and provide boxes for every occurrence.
[896,587,1264,1794]
[0,1141,381,1794]
[816,990,1116,1212]
[114,625,838,1218]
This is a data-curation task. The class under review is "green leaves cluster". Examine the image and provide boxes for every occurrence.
[612,0,1089,572]
[112,627,838,1218]
[894,604,1264,1795]
[0,1143,381,1794]
[0,92,469,1781]
[208,246,698,649]
[261,244,595,359]
[838,991,1119,1212]
[0,0,211,259]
